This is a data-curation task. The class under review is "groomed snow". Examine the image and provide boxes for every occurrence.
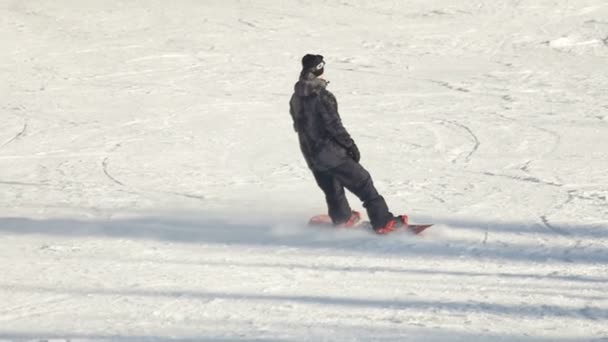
[1,0,607,341]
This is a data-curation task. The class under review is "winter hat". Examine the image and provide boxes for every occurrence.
[301,54,325,76]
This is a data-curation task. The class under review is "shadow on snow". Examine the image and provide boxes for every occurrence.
[0,213,607,265]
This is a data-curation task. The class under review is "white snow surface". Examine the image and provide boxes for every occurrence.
[1,0,608,341]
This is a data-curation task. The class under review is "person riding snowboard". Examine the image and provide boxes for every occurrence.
[289,54,407,234]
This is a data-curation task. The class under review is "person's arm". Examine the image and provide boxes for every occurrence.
[318,92,354,148]
[289,95,298,132]
[289,94,298,133]
[318,92,361,162]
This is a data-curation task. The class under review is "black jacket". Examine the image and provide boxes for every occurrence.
[289,72,356,171]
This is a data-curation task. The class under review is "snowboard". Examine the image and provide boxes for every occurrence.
[308,214,433,235]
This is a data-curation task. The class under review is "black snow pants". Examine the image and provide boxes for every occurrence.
[313,159,394,229]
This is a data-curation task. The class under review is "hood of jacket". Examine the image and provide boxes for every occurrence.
[294,72,329,97]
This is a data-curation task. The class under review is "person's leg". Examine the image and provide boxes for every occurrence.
[312,171,352,224]
[329,160,394,229]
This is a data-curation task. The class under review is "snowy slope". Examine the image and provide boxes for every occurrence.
[1,0,607,341]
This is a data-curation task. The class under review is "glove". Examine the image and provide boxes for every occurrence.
[347,144,360,163]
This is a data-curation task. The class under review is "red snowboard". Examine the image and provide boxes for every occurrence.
[308,214,433,235]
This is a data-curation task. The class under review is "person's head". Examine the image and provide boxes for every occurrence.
[301,54,325,77]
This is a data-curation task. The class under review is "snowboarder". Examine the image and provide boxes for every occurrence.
[289,54,407,234]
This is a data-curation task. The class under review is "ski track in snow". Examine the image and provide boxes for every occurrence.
[1,0,608,341]
[0,120,28,150]
[436,119,480,164]
[101,157,124,187]
[0,106,29,150]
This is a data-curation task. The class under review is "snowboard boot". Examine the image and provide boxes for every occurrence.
[374,214,408,235]
[336,210,361,228]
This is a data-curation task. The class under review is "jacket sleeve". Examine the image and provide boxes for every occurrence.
[318,92,355,148]
[289,95,298,132]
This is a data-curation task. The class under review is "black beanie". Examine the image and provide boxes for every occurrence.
[301,54,325,76]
